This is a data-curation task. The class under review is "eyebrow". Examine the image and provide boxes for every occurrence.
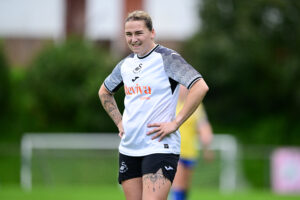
[125,30,144,34]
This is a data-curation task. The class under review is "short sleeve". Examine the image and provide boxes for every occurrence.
[157,47,202,89]
[103,60,124,93]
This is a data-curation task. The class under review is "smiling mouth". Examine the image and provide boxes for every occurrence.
[131,42,141,47]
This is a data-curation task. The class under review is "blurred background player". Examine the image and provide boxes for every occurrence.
[171,85,214,200]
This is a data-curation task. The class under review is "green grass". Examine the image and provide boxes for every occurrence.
[0,185,299,200]
[0,185,124,200]
[188,189,300,200]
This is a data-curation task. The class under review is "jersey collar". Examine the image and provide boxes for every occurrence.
[137,44,159,59]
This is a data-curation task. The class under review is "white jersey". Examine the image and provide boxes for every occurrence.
[104,45,202,156]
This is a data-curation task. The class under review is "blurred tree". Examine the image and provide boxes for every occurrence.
[25,38,121,133]
[0,41,10,120]
[65,0,86,38]
[183,0,300,144]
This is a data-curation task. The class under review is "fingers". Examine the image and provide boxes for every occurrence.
[146,127,161,135]
[147,123,168,141]
[117,121,124,138]
[151,130,164,140]
[147,123,163,139]
[147,122,176,141]
[147,122,162,135]
[147,123,161,128]
[119,131,124,138]
[159,134,166,142]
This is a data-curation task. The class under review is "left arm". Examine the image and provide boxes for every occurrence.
[147,78,209,141]
[174,79,209,128]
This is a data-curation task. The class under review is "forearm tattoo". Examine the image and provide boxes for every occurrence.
[100,93,122,126]
[143,169,167,192]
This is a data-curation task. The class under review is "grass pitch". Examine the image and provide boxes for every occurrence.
[0,185,299,200]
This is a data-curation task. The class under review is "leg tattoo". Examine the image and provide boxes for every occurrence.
[143,168,167,192]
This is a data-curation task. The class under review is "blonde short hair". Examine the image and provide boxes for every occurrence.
[125,10,153,31]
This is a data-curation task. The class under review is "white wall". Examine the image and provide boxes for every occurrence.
[0,0,64,38]
[145,0,201,40]
[85,0,123,40]
[0,0,201,41]
[85,0,202,41]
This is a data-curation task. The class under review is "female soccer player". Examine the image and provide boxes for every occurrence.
[99,10,209,200]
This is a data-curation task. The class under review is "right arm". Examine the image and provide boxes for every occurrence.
[98,84,124,137]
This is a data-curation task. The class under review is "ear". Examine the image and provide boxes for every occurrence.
[151,29,156,40]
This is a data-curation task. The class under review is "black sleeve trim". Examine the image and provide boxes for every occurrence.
[112,82,124,93]
[103,82,113,94]
[104,82,124,94]
[104,81,124,94]
[187,77,202,89]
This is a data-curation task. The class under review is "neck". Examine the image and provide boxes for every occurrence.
[138,43,157,57]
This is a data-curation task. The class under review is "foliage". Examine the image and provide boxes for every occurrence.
[0,41,10,120]
[182,0,300,189]
[183,0,300,145]
[24,38,120,133]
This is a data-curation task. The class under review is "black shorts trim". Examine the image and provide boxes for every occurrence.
[118,153,179,184]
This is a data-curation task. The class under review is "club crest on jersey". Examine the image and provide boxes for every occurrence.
[133,63,142,74]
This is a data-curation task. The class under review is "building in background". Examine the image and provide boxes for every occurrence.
[0,0,201,66]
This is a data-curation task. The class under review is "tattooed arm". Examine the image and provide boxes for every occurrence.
[98,84,124,137]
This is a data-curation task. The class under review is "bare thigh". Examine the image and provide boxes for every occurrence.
[122,177,143,200]
[142,168,172,200]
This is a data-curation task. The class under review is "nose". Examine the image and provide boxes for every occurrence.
[131,35,138,43]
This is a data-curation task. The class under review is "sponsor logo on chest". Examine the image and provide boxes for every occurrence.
[124,63,152,100]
